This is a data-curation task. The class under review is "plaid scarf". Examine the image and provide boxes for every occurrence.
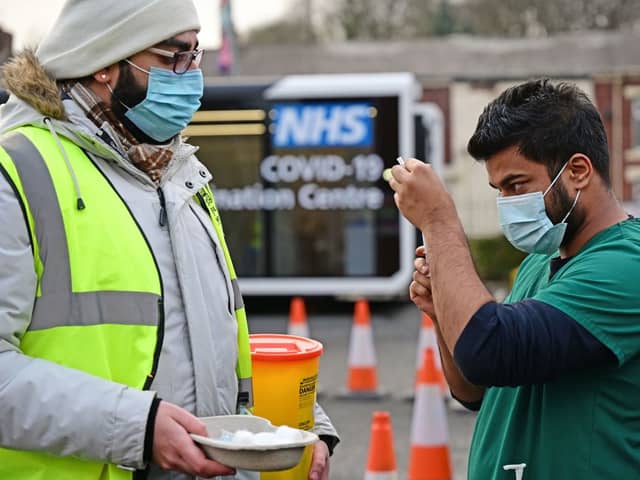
[63,82,175,184]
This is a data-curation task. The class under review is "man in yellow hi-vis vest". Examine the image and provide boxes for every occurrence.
[0,1,338,479]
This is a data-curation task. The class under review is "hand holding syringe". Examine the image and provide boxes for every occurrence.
[386,156,442,318]
[384,156,429,268]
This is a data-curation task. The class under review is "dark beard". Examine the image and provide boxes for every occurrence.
[548,180,584,247]
[110,62,161,145]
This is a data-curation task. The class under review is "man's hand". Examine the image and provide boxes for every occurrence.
[152,401,236,478]
[388,159,456,231]
[410,245,435,318]
[308,440,330,480]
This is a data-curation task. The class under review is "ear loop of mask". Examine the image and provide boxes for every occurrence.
[545,161,581,223]
[104,58,150,111]
[495,161,570,200]
[105,77,132,111]
[560,189,581,223]
[543,162,569,197]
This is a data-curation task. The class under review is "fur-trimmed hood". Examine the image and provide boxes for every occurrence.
[0,50,128,162]
[1,50,66,122]
[0,50,130,210]
[0,50,199,192]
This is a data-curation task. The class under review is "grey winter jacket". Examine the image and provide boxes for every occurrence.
[0,52,338,480]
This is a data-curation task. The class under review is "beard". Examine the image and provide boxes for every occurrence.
[547,180,585,247]
[110,62,159,144]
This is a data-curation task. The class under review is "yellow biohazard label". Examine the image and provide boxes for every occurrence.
[297,374,317,430]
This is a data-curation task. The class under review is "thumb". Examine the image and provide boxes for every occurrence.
[167,403,208,436]
[308,441,329,480]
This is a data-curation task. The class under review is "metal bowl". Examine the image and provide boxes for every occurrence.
[191,415,318,471]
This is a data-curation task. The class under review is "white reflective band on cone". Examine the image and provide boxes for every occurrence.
[364,472,399,480]
[411,384,449,445]
[416,323,443,371]
[348,325,377,366]
[288,323,310,338]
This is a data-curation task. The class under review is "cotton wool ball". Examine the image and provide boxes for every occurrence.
[231,429,255,445]
[274,425,304,443]
[253,431,277,445]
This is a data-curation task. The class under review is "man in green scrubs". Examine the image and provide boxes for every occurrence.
[388,79,640,479]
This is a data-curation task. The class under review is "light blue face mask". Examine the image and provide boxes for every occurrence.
[123,61,203,142]
[497,162,581,254]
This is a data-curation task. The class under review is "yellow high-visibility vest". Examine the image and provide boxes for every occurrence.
[0,126,252,480]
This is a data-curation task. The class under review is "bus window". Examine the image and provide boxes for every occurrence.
[187,73,420,297]
[185,109,269,277]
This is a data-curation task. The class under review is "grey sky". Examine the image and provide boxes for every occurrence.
[0,0,294,51]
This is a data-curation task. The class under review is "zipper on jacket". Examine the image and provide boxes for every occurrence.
[86,155,166,395]
[143,298,166,390]
[195,191,205,210]
[157,187,167,227]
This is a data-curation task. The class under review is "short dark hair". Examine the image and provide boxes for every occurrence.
[467,79,611,186]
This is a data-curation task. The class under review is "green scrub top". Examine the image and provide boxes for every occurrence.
[468,218,640,480]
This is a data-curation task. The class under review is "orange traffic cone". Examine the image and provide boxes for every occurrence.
[364,411,398,480]
[287,296,310,338]
[338,299,386,399]
[414,314,447,396]
[408,348,452,480]
[404,313,447,402]
[286,297,326,398]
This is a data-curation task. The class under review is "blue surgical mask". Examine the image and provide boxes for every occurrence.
[497,162,580,254]
[122,61,203,142]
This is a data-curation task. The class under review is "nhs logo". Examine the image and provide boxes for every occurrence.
[271,103,374,148]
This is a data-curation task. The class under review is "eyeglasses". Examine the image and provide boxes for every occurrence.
[147,47,204,74]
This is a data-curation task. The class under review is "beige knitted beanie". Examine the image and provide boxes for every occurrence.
[36,0,201,79]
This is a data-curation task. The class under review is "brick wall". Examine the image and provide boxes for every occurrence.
[595,75,640,202]
[420,86,451,164]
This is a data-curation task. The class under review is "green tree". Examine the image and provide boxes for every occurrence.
[245,0,640,45]
[246,20,313,45]
[327,0,406,40]
[245,0,316,44]
[432,0,456,36]
[463,0,640,36]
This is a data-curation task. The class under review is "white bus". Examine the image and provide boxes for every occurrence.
[188,73,444,299]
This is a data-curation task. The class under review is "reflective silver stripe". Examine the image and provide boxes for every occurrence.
[231,279,244,310]
[30,291,159,331]
[238,377,254,408]
[2,132,159,332]
[1,132,71,295]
